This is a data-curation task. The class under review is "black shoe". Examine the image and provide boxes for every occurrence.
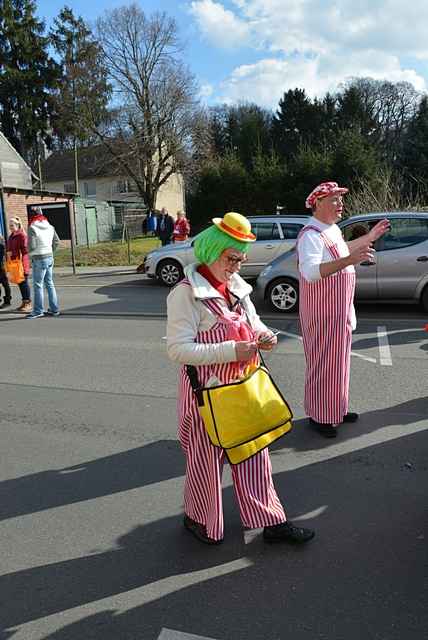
[342,412,359,423]
[0,301,11,309]
[309,418,337,438]
[263,521,315,544]
[183,515,223,545]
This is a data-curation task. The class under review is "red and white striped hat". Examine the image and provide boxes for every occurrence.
[305,181,348,209]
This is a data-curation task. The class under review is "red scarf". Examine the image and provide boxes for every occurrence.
[198,264,231,304]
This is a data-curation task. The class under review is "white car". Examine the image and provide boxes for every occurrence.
[142,215,310,286]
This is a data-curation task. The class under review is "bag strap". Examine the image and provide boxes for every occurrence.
[185,365,204,405]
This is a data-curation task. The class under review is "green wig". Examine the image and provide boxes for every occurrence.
[194,225,249,265]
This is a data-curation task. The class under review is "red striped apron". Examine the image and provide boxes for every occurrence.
[177,279,286,541]
[298,225,356,424]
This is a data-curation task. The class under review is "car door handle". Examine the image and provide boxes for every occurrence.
[416,256,428,262]
[360,261,375,266]
[265,244,274,249]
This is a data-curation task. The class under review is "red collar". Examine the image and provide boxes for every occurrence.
[197,264,230,302]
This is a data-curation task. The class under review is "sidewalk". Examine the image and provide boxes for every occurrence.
[55,265,138,278]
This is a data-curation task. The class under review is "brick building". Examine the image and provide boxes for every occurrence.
[0,132,75,244]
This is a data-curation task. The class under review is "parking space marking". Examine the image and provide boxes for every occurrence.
[273,329,378,364]
[377,326,393,366]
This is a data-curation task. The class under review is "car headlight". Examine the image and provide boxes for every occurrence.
[260,265,273,277]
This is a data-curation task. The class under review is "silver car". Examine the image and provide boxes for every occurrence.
[255,212,428,313]
[142,215,310,286]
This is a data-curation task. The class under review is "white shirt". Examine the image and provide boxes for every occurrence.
[167,264,268,366]
[297,217,357,330]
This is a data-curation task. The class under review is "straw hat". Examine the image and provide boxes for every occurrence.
[212,212,256,242]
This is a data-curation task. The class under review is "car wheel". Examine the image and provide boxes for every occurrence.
[267,278,299,313]
[157,259,184,287]
[421,285,428,313]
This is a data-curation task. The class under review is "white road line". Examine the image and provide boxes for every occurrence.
[273,328,377,363]
[158,629,218,639]
[350,351,377,364]
[377,326,393,366]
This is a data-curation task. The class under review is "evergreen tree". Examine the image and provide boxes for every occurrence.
[207,103,273,169]
[50,6,111,149]
[272,88,326,160]
[250,151,287,214]
[0,0,59,162]
[335,86,378,142]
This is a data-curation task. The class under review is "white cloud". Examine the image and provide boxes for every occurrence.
[188,0,250,48]
[187,0,428,105]
[198,83,214,99]
[218,52,426,108]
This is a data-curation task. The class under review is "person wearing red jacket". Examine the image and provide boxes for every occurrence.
[6,217,31,313]
[172,210,190,242]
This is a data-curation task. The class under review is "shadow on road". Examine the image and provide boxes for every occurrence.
[272,396,428,454]
[1,432,427,640]
[0,441,184,522]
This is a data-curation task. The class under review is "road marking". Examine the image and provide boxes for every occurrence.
[293,505,328,521]
[377,326,393,366]
[158,629,218,640]
[273,329,377,364]
[9,558,253,640]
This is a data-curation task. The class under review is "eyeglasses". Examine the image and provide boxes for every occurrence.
[224,254,247,266]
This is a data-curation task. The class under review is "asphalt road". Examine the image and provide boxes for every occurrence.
[0,269,427,640]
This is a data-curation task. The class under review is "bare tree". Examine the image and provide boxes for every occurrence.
[91,4,207,210]
[345,166,425,214]
[339,78,421,160]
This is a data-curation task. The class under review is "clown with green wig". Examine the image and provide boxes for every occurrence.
[166,212,315,546]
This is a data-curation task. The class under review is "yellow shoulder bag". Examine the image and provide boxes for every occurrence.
[186,361,293,464]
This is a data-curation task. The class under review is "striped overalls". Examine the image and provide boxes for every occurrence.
[298,226,356,424]
[177,281,286,541]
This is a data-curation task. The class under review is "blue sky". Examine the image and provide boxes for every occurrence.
[40,0,428,110]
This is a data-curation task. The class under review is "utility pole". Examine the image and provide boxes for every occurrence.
[71,35,79,196]
[37,153,43,191]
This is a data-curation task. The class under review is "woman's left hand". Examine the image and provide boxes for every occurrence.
[257,331,278,351]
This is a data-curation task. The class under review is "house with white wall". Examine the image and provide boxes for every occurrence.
[41,146,185,219]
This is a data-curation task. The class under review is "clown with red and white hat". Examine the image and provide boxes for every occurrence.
[297,182,389,438]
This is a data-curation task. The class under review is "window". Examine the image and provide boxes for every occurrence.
[113,179,131,193]
[64,183,75,193]
[280,223,304,240]
[113,206,124,225]
[342,222,370,242]
[84,182,96,197]
[252,222,280,241]
[379,218,428,251]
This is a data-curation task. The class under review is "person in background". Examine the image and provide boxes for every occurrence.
[0,234,12,309]
[297,182,390,438]
[167,211,315,546]
[172,210,191,242]
[27,207,60,319]
[146,210,158,236]
[6,216,31,313]
[157,207,174,246]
